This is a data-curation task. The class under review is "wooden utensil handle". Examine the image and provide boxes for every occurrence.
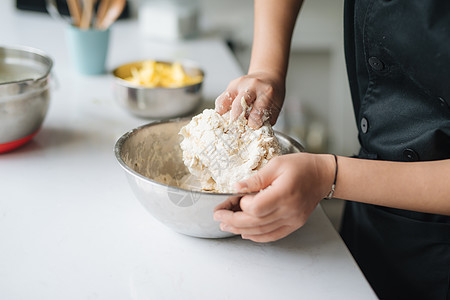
[67,0,82,27]
[95,0,112,29]
[80,0,96,29]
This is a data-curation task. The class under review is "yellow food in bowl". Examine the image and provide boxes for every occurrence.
[123,60,203,88]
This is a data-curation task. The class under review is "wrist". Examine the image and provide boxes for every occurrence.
[247,66,286,82]
[325,154,338,199]
[318,154,339,200]
[245,69,286,94]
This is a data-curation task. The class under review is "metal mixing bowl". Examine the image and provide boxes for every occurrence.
[114,119,304,238]
[112,60,203,119]
[0,46,53,153]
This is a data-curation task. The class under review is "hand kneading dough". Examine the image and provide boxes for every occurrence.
[179,97,281,193]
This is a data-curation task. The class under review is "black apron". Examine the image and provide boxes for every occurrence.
[340,1,450,299]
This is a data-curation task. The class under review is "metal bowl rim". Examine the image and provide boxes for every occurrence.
[112,59,205,91]
[114,118,304,197]
[0,45,53,86]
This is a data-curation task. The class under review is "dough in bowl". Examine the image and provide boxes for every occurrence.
[179,97,281,193]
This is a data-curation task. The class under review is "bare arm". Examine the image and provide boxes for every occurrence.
[215,0,303,128]
[249,0,303,80]
[335,156,450,215]
[214,154,450,243]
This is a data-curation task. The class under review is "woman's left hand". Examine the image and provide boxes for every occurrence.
[214,71,285,129]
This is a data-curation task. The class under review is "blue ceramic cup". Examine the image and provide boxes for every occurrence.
[66,25,110,75]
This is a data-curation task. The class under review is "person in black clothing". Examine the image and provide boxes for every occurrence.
[213,1,450,299]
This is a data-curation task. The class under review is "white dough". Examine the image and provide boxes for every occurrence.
[179,97,281,193]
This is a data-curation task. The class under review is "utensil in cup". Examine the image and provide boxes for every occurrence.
[96,0,126,30]
[66,0,82,27]
[80,0,97,29]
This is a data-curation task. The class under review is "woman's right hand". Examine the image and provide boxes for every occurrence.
[214,71,286,129]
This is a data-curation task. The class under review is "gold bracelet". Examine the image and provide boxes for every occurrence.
[325,154,338,200]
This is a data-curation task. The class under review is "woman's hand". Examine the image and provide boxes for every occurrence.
[214,153,336,243]
[214,71,285,128]
[214,0,303,129]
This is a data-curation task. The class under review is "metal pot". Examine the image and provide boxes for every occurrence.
[0,46,53,153]
[115,119,304,238]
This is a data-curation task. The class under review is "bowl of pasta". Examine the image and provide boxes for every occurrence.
[112,60,204,119]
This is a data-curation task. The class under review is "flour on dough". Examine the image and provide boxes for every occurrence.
[179,97,281,193]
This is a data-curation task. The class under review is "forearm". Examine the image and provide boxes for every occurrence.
[333,156,450,215]
[249,0,303,78]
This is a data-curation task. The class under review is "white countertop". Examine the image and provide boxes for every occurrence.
[0,2,375,299]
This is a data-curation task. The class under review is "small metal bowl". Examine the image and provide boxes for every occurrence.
[114,119,304,238]
[112,60,204,119]
[0,46,53,153]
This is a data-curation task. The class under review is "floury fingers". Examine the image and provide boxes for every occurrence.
[179,97,281,193]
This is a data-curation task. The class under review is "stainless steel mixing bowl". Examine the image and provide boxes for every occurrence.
[112,60,203,119]
[0,46,53,153]
[114,119,304,238]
